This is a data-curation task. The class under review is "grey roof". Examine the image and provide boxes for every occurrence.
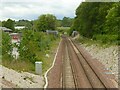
[46,30,58,33]
[46,30,58,35]
[0,27,12,32]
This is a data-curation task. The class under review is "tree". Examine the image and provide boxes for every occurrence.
[62,17,73,27]
[2,19,15,31]
[2,31,12,55]
[56,19,62,27]
[72,2,116,38]
[33,14,57,32]
[19,30,56,63]
[104,3,120,34]
[94,3,113,34]
[73,2,100,38]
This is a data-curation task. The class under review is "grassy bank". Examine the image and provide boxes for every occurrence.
[76,35,118,48]
[2,38,60,74]
[41,39,60,74]
[2,30,60,74]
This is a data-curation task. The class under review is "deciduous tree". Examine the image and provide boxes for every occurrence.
[33,14,57,32]
[2,19,15,31]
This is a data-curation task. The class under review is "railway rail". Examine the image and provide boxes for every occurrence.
[47,36,118,89]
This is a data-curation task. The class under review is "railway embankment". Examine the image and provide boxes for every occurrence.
[0,65,44,88]
[79,42,118,82]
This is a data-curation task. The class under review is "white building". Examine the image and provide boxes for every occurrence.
[15,26,25,30]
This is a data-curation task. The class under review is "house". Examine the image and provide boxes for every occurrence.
[0,27,12,33]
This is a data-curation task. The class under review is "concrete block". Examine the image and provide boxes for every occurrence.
[35,61,42,75]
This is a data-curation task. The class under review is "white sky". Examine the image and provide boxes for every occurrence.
[0,0,84,21]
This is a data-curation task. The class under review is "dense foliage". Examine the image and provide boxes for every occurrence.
[19,30,56,64]
[33,14,57,32]
[71,2,119,44]
[61,17,73,27]
[2,31,12,59]
[56,17,73,27]
[2,19,15,31]
[1,16,58,71]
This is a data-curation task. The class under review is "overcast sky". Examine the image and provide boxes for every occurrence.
[0,0,84,21]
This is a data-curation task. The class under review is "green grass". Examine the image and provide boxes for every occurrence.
[2,38,60,74]
[41,38,60,74]
[2,59,35,73]
[92,34,118,45]
[77,35,118,48]
[2,29,61,75]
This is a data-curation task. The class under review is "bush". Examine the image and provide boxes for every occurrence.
[2,31,12,56]
[57,27,70,34]
[19,30,57,64]
[92,34,118,44]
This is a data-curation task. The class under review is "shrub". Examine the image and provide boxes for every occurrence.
[2,31,12,57]
[92,34,118,44]
[19,30,56,64]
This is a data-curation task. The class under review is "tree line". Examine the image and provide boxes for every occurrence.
[71,2,119,44]
[1,15,73,32]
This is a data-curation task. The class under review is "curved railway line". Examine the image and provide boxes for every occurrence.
[47,36,118,89]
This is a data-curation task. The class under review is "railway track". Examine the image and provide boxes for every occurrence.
[62,38,76,88]
[61,36,118,89]
[47,36,118,89]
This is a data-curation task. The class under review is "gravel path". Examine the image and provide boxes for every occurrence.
[0,65,44,88]
[80,44,118,82]
[47,39,63,88]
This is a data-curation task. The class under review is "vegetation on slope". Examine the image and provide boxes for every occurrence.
[71,2,120,45]
[2,14,60,73]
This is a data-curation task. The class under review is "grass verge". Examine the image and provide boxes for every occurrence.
[2,38,60,74]
[76,35,118,48]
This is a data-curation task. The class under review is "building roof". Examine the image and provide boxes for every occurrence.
[46,30,58,33]
[0,27,12,32]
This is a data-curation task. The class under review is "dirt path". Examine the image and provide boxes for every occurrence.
[47,39,63,88]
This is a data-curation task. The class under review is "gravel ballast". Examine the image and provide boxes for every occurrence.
[80,44,118,82]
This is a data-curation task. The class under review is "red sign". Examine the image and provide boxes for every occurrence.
[12,35,19,40]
